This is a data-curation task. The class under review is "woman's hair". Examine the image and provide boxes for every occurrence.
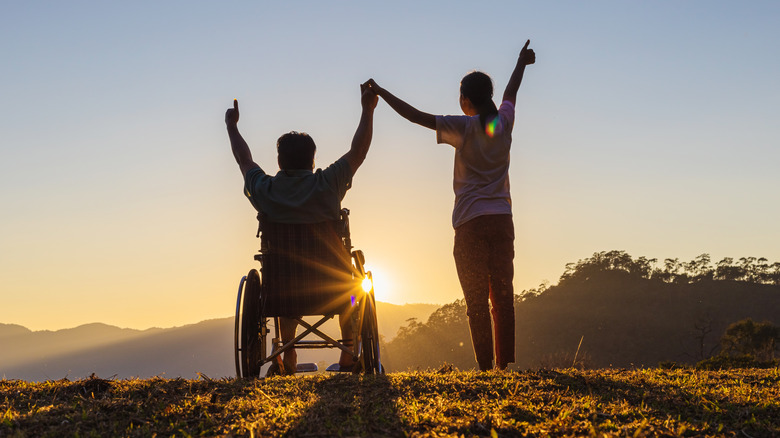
[460,71,498,130]
[277,131,316,170]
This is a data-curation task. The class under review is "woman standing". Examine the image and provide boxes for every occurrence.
[367,40,535,370]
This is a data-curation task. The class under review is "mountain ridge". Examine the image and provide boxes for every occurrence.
[1,302,438,381]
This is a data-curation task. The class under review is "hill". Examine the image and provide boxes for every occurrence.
[384,251,780,371]
[0,324,30,339]
[0,302,437,382]
[1,319,230,382]
[515,272,780,368]
[2,368,778,437]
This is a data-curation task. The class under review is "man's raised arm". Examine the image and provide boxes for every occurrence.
[502,40,536,106]
[225,99,259,177]
[343,82,378,174]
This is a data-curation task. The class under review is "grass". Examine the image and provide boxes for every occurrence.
[2,367,779,437]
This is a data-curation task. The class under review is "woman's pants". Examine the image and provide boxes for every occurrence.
[453,214,515,370]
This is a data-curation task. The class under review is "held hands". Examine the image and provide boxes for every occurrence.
[360,80,378,110]
[519,40,536,66]
[364,79,385,98]
[225,99,239,125]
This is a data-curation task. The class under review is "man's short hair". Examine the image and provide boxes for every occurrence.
[277,131,316,170]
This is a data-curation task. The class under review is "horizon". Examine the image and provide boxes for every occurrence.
[2,300,441,332]
[5,249,778,333]
[2,2,779,331]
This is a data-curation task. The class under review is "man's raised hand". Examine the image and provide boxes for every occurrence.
[365,78,382,94]
[225,99,240,125]
[360,81,378,110]
[519,40,536,66]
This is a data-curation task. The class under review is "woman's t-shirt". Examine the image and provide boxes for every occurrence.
[436,100,515,228]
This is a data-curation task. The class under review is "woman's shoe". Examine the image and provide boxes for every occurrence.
[266,358,296,377]
[265,361,282,377]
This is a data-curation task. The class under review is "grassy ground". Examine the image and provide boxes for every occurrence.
[1,367,779,437]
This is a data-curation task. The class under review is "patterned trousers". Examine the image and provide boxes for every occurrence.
[453,214,515,370]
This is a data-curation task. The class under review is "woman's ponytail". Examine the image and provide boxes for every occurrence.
[460,71,498,131]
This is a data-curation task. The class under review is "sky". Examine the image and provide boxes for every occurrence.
[1,1,779,331]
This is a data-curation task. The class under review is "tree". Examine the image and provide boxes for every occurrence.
[631,256,657,279]
[768,263,780,286]
[739,257,758,282]
[559,250,655,284]
[655,258,688,283]
[384,300,473,371]
[719,318,780,362]
[692,314,720,361]
[715,257,743,281]
[754,257,770,283]
[685,254,713,282]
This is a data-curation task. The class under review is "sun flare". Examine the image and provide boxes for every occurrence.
[361,276,373,293]
[363,265,393,302]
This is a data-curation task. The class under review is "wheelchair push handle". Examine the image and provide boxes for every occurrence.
[352,250,366,277]
[340,208,352,251]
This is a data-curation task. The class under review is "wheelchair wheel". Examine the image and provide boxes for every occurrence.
[358,280,383,374]
[234,275,247,377]
[238,269,266,378]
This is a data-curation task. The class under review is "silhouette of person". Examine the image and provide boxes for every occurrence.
[225,82,378,374]
[367,40,535,371]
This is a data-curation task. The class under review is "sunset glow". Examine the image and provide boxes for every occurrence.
[364,266,392,302]
[1,2,778,331]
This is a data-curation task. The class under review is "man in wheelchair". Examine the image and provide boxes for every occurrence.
[226,82,378,376]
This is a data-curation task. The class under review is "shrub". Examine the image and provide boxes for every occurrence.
[696,354,778,370]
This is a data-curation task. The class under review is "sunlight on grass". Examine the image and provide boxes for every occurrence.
[1,368,779,436]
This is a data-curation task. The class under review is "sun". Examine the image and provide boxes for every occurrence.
[361,275,373,293]
[363,264,393,302]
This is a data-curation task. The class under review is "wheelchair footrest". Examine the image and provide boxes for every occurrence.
[325,363,355,373]
[296,363,318,373]
[294,340,338,349]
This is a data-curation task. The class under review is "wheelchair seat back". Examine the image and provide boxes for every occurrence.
[259,219,356,317]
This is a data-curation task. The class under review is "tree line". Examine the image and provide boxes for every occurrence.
[557,250,780,287]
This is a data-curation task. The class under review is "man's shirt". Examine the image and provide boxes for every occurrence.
[244,157,353,224]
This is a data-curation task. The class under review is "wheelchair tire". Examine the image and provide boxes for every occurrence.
[359,288,383,374]
[239,269,266,378]
[234,275,247,377]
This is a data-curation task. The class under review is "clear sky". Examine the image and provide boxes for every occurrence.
[2,1,779,331]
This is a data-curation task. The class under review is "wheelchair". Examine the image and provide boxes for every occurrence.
[234,208,383,377]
